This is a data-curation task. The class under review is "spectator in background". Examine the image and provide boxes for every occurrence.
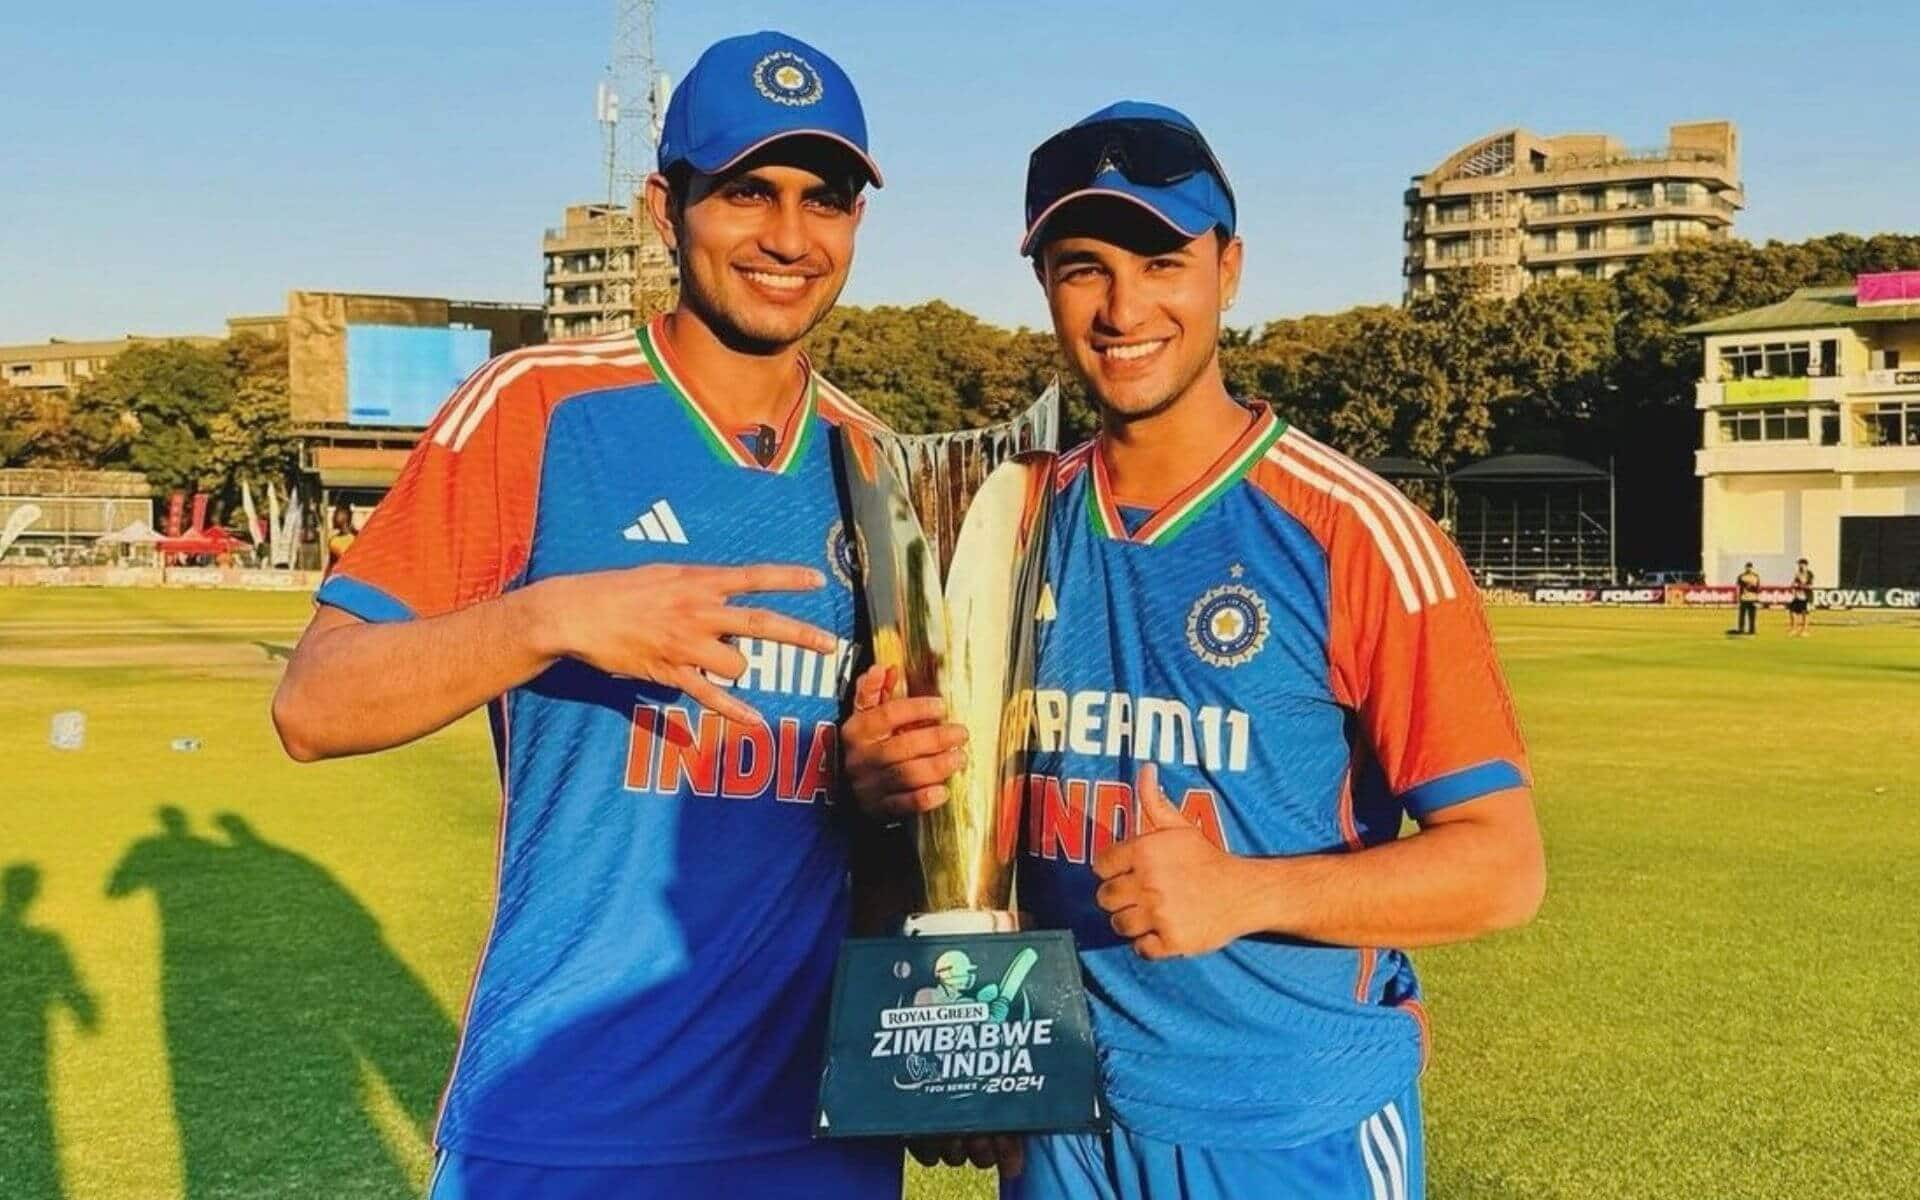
[325,505,356,576]
[1736,561,1762,635]
[1788,558,1814,637]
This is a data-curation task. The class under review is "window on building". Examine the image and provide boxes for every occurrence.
[1583,188,1604,212]
[1665,182,1691,205]
[1625,184,1654,208]
[1630,222,1653,246]
[1576,226,1601,250]
[1820,410,1841,446]
[1763,409,1808,440]
[7,364,28,377]
[1718,341,1813,380]
[1529,230,1557,253]
[1864,402,1920,446]
[1436,201,1469,225]
[1720,406,1812,443]
[1766,343,1805,378]
[1578,263,1601,279]
[1528,192,1558,218]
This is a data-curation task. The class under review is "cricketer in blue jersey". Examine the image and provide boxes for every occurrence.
[843,104,1545,1200]
[275,32,907,1199]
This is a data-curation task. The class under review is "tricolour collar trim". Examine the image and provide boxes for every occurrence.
[1086,404,1286,546]
[636,316,816,475]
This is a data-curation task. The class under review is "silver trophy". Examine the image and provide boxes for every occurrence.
[840,388,1060,930]
[818,385,1104,1139]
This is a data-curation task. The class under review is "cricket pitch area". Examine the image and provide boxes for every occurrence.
[2,588,1915,1199]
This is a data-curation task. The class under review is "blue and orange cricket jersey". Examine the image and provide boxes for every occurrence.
[1018,401,1530,1149]
[318,317,887,1166]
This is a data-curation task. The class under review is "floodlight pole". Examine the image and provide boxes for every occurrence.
[1608,455,1618,584]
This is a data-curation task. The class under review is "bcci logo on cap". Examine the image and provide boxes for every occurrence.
[1187,582,1269,668]
[753,50,824,106]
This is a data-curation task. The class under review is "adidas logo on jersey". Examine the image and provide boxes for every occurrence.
[623,500,688,544]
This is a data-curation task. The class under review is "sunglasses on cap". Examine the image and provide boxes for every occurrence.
[1024,118,1238,231]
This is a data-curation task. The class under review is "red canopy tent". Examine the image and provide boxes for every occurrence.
[156,527,250,560]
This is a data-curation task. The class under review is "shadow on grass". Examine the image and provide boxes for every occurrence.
[107,808,455,1199]
[1,863,99,1200]
[253,641,293,662]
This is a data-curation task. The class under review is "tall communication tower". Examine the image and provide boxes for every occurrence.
[594,0,674,333]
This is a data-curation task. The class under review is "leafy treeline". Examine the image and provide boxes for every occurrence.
[5,233,1916,564]
[1,335,297,522]
[809,233,1920,567]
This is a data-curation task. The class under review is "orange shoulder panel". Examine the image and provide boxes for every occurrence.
[332,339,653,619]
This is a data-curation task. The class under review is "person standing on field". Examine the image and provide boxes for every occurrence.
[1736,562,1762,635]
[1788,559,1813,637]
[843,101,1544,1200]
[272,30,904,1199]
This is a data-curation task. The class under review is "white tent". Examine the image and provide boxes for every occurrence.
[96,520,164,545]
[96,520,163,564]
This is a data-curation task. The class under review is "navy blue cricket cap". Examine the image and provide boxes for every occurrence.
[658,31,883,188]
[1020,101,1234,256]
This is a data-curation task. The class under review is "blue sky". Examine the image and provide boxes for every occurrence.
[3,0,1915,343]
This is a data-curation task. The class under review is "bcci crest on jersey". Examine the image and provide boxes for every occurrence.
[816,931,1105,1137]
[825,519,858,589]
[1187,582,1270,668]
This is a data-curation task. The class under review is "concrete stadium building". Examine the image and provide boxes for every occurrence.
[272,290,544,517]
[1405,121,1742,301]
[1687,271,1920,586]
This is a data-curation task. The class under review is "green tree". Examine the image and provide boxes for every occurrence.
[202,335,300,518]
[69,341,234,494]
[0,386,93,467]
[806,301,1068,435]
[1490,277,1617,452]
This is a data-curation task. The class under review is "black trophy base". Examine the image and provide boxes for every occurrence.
[815,926,1106,1138]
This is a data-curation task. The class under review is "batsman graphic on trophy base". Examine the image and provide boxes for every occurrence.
[815,390,1107,1139]
[912,947,1037,1021]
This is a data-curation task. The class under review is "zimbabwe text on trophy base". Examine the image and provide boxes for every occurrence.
[815,388,1106,1139]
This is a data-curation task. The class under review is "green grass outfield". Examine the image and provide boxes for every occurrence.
[2,588,1915,1199]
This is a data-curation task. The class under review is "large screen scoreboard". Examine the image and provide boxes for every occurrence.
[343,324,493,428]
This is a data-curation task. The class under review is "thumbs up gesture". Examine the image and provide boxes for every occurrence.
[1090,764,1249,960]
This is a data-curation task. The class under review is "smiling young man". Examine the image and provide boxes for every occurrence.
[273,31,904,1200]
[843,102,1545,1200]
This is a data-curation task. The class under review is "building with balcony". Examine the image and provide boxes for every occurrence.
[1405,122,1742,301]
[541,200,679,341]
[1685,271,1920,586]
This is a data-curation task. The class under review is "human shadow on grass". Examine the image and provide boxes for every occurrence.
[0,863,99,1200]
[107,808,456,1200]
